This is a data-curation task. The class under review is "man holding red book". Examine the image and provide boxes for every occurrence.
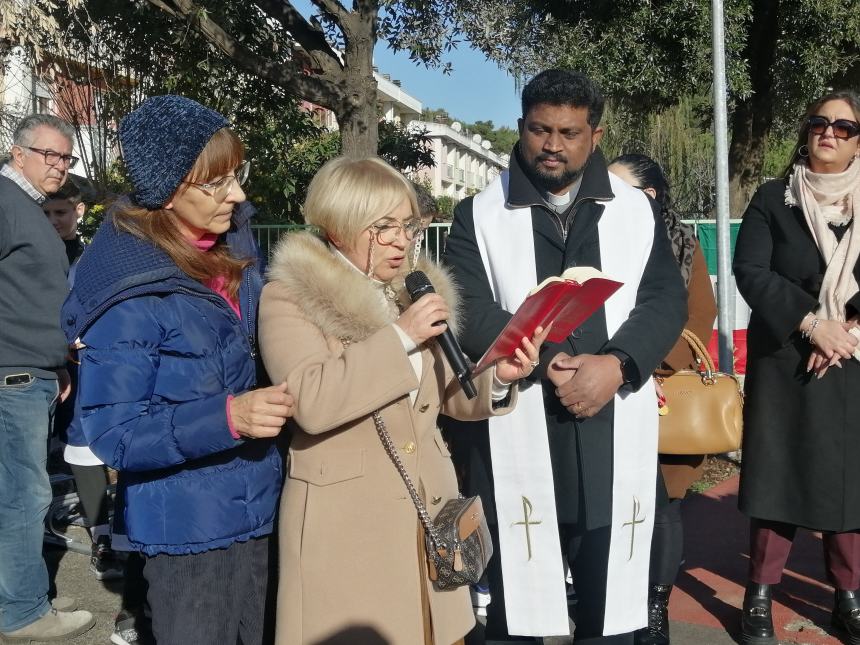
[443,69,686,644]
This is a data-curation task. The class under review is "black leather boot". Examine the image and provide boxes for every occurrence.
[634,584,671,645]
[833,589,860,645]
[740,583,776,645]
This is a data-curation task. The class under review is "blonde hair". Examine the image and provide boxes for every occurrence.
[303,156,420,246]
[113,128,251,299]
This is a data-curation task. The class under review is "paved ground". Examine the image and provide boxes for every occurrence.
[43,534,122,645]
[10,475,849,644]
[671,475,845,645]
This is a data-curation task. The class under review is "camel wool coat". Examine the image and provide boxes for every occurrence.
[259,232,517,645]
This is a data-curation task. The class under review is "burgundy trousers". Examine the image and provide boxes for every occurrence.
[749,518,860,590]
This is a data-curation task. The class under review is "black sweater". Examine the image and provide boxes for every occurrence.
[0,175,69,378]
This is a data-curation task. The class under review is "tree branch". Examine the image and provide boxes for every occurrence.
[355,0,378,21]
[146,0,182,19]
[310,0,351,27]
[254,0,343,75]
[145,0,343,107]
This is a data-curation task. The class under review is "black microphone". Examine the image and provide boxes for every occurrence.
[404,271,478,399]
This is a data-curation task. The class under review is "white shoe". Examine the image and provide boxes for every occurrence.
[50,596,77,612]
[0,608,95,642]
[471,585,491,618]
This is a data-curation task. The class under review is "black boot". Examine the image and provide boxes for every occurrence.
[634,584,671,645]
[833,589,860,645]
[740,583,776,645]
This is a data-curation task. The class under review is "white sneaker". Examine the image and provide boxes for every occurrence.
[471,584,491,618]
[0,608,95,642]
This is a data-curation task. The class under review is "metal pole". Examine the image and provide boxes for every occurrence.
[711,0,736,373]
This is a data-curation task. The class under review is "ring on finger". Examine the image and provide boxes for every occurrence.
[529,360,539,368]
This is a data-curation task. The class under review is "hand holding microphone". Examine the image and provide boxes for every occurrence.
[402,271,477,399]
[394,292,451,345]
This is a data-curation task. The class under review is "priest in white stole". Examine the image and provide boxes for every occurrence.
[442,69,686,644]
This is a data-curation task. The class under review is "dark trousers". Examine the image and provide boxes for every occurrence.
[479,522,633,644]
[650,500,684,586]
[749,518,860,590]
[649,468,684,586]
[69,463,110,529]
[144,535,275,645]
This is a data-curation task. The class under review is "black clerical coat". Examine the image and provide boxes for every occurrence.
[442,148,686,530]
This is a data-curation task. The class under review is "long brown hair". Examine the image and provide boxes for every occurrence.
[113,128,252,299]
[783,90,860,177]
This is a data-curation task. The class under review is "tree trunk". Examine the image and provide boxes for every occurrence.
[335,12,378,158]
[336,76,378,158]
[727,0,781,217]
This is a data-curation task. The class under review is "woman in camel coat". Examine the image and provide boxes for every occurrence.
[259,156,545,645]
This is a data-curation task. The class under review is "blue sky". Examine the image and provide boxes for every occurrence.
[373,45,522,129]
[290,0,523,129]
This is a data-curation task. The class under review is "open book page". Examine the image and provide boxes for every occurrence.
[528,266,609,296]
[474,267,623,374]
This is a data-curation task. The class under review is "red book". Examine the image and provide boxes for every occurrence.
[474,267,623,374]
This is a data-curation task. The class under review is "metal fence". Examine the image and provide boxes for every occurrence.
[252,219,739,264]
[252,222,453,262]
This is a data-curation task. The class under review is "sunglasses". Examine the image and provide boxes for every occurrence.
[807,115,860,140]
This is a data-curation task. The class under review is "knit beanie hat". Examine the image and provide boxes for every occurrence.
[119,95,229,209]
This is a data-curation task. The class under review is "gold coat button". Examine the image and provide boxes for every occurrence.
[403,441,416,454]
[418,403,430,413]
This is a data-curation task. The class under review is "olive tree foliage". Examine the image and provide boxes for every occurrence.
[601,97,716,219]
[277,119,435,220]
[0,0,83,59]
[0,0,83,144]
[459,0,860,214]
[144,0,477,157]
[18,0,322,218]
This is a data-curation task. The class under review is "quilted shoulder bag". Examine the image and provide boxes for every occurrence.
[655,329,744,455]
[371,410,493,591]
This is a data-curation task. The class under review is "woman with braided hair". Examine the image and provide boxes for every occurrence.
[608,153,717,645]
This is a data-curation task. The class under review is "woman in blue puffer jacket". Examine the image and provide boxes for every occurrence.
[61,96,293,645]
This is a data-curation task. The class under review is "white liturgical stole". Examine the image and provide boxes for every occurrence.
[472,170,659,636]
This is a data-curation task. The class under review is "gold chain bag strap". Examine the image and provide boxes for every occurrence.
[371,411,493,590]
[655,329,744,455]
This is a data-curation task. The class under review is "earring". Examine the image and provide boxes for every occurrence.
[410,231,424,270]
[798,144,809,158]
[365,234,375,278]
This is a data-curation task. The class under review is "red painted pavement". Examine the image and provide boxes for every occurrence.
[672,475,845,644]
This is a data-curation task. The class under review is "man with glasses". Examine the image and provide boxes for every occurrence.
[0,114,95,642]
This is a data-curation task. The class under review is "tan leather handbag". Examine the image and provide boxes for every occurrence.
[656,329,744,455]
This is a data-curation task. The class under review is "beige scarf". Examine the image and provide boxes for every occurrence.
[786,158,860,360]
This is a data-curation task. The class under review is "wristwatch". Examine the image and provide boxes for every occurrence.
[607,350,636,386]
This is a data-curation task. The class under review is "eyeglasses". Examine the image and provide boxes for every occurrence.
[368,216,428,245]
[807,116,860,140]
[25,147,79,169]
[184,160,250,199]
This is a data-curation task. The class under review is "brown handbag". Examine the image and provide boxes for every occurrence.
[655,329,744,455]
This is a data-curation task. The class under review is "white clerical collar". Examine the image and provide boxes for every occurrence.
[543,175,583,207]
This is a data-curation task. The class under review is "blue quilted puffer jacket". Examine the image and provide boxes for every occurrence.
[61,201,282,556]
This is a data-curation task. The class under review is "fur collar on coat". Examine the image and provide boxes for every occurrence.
[267,231,461,343]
